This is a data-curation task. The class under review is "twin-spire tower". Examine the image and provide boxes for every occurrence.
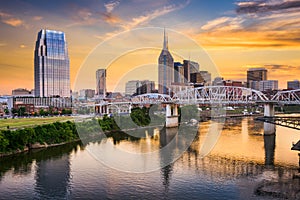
[158,29,174,94]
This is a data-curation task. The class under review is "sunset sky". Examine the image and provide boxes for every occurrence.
[0,0,300,94]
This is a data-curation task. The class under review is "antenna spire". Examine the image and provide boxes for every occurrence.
[163,28,168,50]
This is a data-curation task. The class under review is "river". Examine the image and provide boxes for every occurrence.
[0,117,299,199]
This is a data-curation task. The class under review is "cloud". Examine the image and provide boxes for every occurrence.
[19,44,26,48]
[104,0,120,13]
[120,0,190,30]
[236,0,300,14]
[0,11,24,27]
[263,64,298,71]
[3,18,23,26]
[103,12,122,24]
[96,0,190,40]
[195,0,300,48]
[33,16,43,21]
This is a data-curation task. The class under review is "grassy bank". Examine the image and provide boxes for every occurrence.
[0,116,73,130]
[0,107,159,156]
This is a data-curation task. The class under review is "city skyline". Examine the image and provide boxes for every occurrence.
[1,0,300,94]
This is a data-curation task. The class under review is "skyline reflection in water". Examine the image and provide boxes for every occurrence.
[0,117,299,199]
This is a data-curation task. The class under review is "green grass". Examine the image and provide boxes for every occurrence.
[0,116,73,130]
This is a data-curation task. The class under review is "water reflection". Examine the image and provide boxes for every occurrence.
[264,134,276,166]
[35,154,71,199]
[1,117,300,199]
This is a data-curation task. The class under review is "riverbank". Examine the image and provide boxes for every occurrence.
[0,139,81,157]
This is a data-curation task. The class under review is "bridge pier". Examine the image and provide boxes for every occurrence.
[165,104,179,128]
[264,103,276,135]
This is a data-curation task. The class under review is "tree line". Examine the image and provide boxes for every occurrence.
[0,107,163,154]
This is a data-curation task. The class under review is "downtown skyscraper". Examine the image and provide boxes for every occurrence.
[34,29,70,97]
[158,29,174,94]
[96,69,106,97]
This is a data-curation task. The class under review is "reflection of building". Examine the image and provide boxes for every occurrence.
[34,29,70,97]
[96,69,106,97]
[36,153,70,199]
[247,68,267,89]
[259,80,278,92]
[158,29,174,94]
[287,80,300,90]
[125,80,155,96]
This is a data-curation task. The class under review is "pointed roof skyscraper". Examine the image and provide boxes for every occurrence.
[158,28,174,94]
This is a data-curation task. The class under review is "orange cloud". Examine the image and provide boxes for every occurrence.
[103,13,122,24]
[0,11,23,27]
[193,10,300,49]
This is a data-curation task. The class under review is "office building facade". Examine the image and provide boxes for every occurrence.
[125,80,155,96]
[158,29,174,94]
[247,68,267,89]
[258,80,278,92]
[96,69,106,97]
[34,29,70,97]
[287,80,300,90]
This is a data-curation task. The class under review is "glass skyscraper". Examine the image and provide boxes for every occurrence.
[158,29,174,94]
[34,29,70,97]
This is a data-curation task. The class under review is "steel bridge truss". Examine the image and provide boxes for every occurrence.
[271,89,300,105]
[172,86,269,105]
[92,87,300,106]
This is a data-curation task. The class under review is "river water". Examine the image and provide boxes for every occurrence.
[0,117,299,199]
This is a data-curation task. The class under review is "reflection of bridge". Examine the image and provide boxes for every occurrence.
[91,86,300,128]
[256,116,300,130]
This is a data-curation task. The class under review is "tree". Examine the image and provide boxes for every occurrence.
[18,107,26,116]
[4,108,9,115]
[39,109,45,116]
[0,131,9,152]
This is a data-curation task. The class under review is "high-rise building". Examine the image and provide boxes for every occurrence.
[34,29,70,97]
[189,61,199,74]
[247,68,267,89]
[190,71,211,86]
[259,80,278,92]
[96,69,106,97]
[158,29,174,94]
[79,89,95,99]
[182,60,200,83]
[174,62,184,83]
[125,80,155,96]
[137,80,155,95]
[212,77,224,86]
[287,80,300,90]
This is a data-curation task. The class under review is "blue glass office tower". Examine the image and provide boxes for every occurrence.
[34,29,70,97]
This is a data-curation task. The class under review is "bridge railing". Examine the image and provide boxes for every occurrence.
[172,86,269,104]
[271,89,300,104]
